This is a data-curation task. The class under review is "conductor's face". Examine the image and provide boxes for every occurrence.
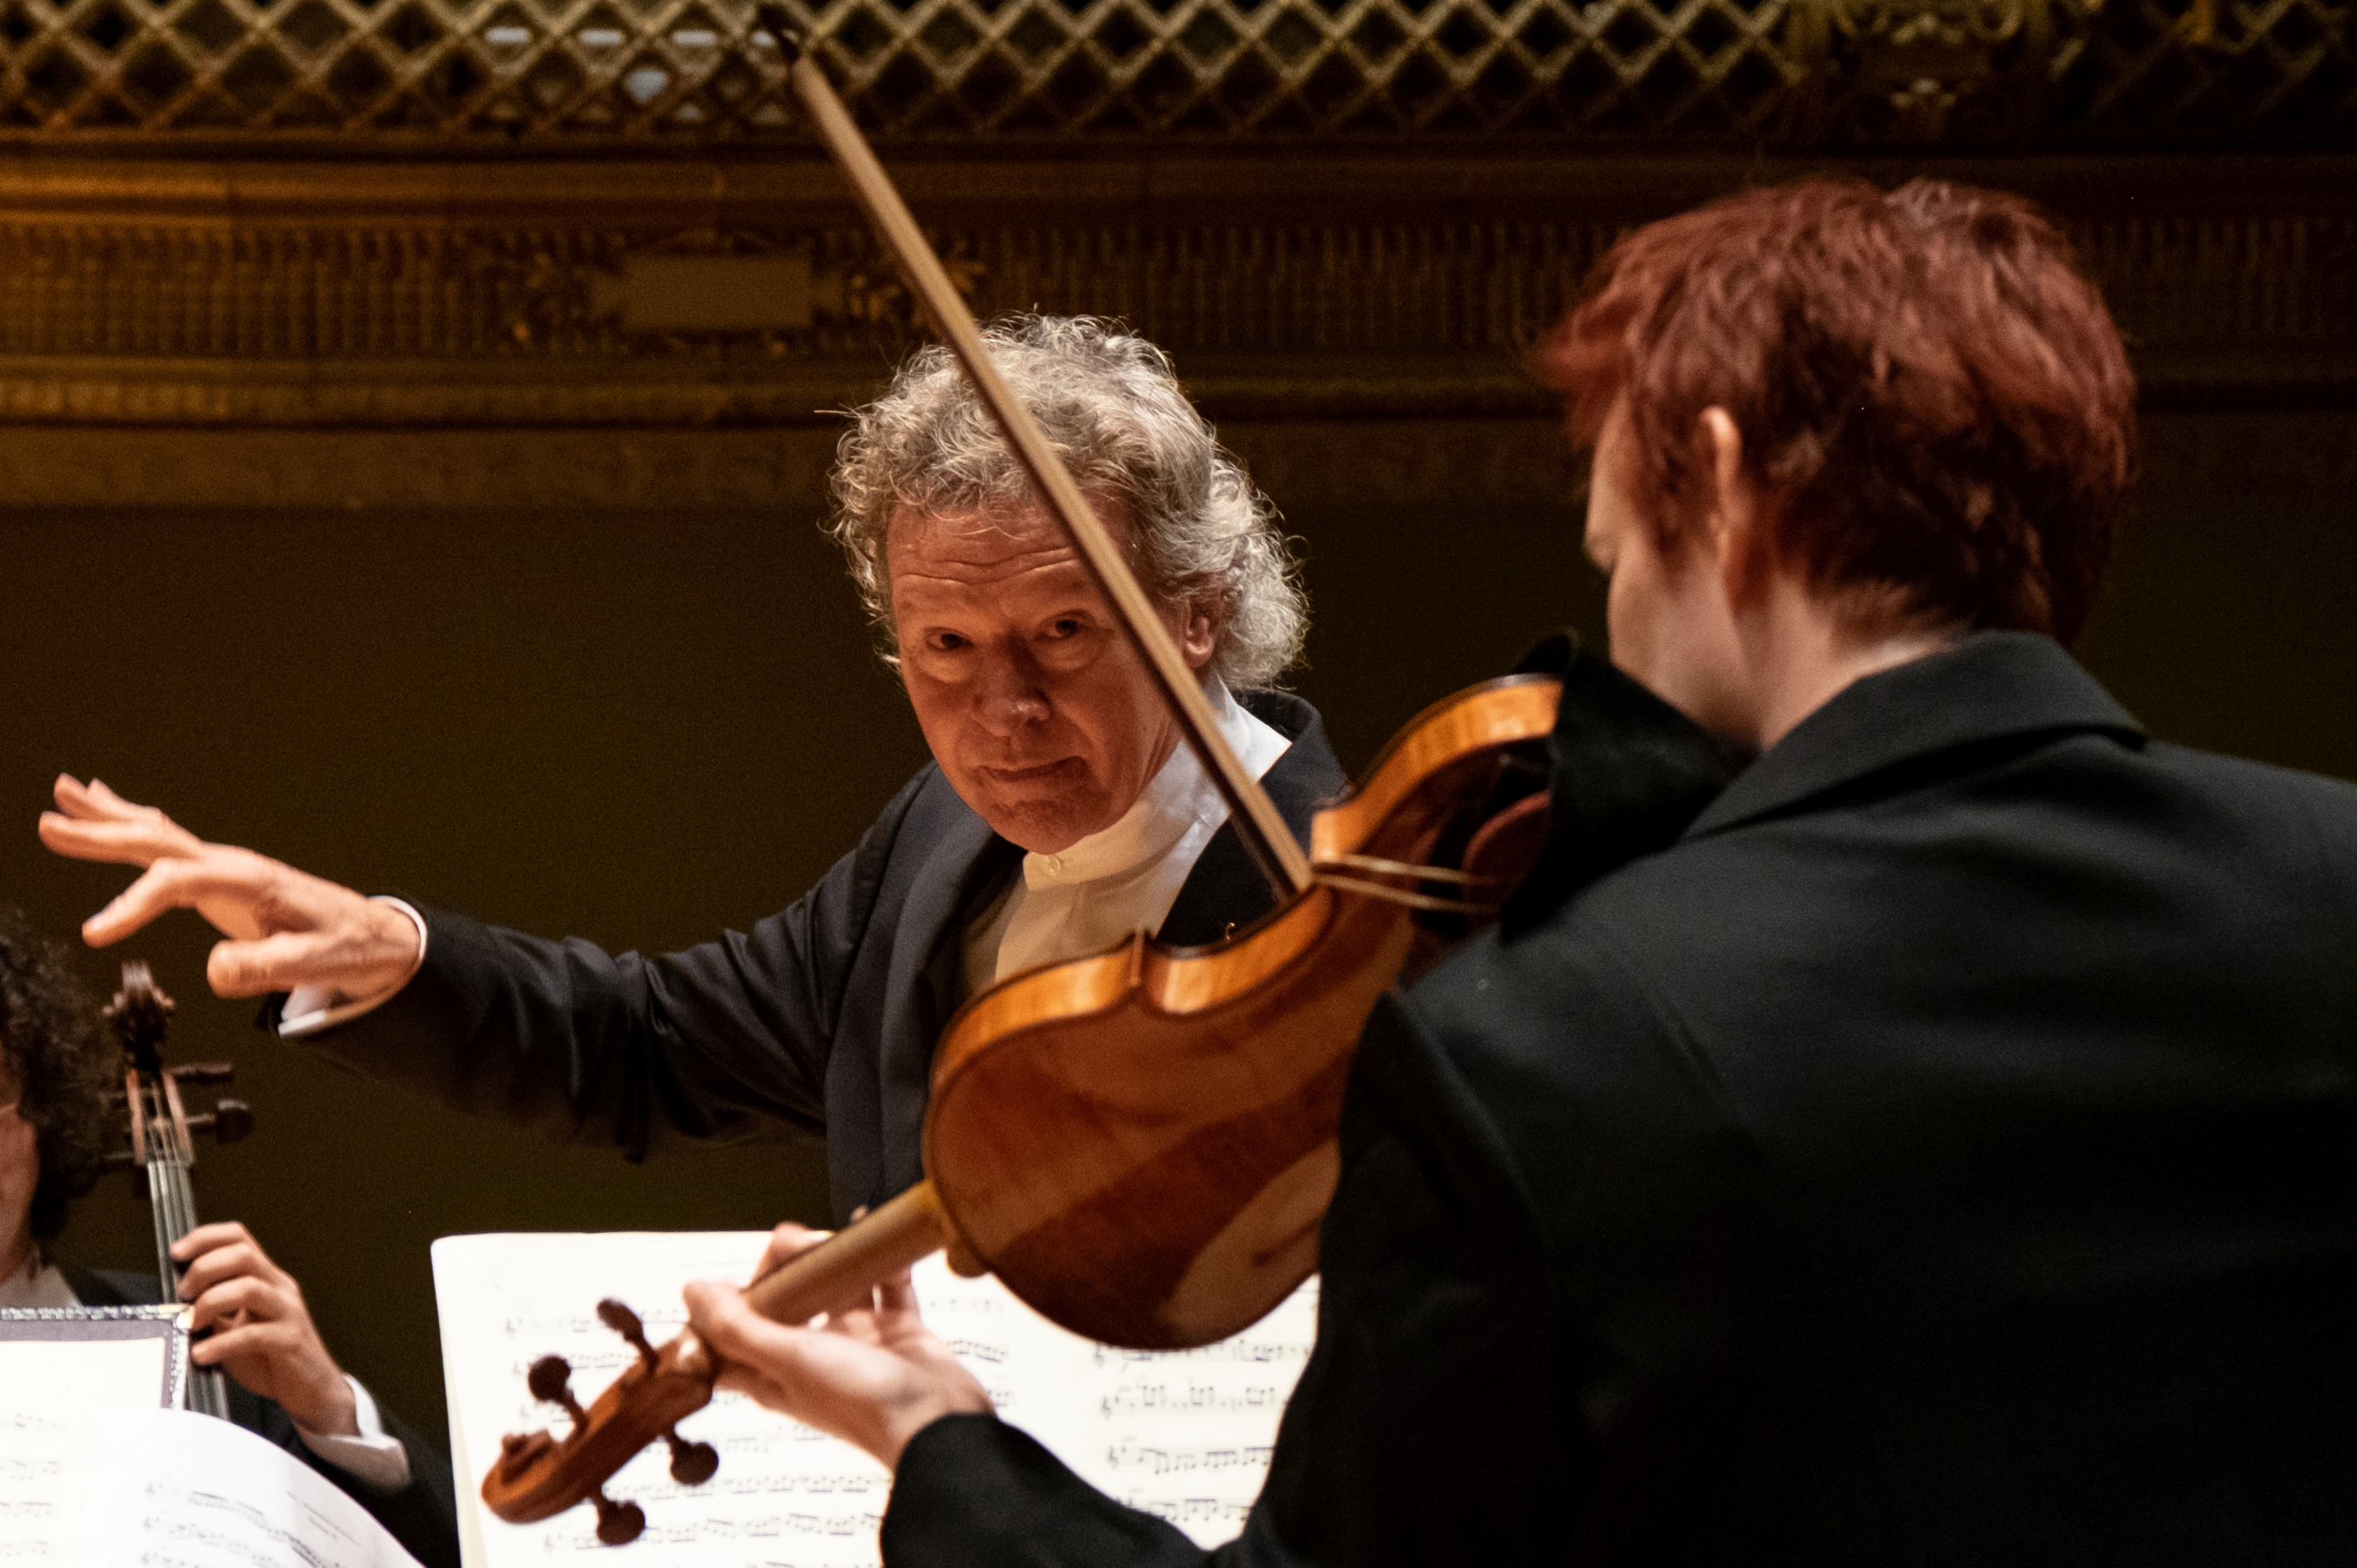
[889,500,1216,856]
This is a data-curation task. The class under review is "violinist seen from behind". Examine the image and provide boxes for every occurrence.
[0,907,460,1568]
[678,178,2357,1565]
[38,315,1341,1226]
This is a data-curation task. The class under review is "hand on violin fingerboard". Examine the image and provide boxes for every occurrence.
[38,776,419,1002]
[681,1223,993,1472]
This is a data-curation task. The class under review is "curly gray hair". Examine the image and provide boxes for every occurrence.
[826,315,1308,690]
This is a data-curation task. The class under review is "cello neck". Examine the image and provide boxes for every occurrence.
[110,964,233,1422]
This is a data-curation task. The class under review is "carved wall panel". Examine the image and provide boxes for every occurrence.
[0,153,2347,435]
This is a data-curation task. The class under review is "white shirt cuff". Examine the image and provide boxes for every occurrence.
[292,1375,414,1492]
[278,897,428,1039]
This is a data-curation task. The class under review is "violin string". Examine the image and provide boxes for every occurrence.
[1312,873,1500,916]
[1312,852,1503,887]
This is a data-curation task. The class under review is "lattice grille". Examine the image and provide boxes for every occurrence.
[2055,0,2353,141]
[0,0,2345,139]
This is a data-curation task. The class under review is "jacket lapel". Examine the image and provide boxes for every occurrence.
[1156,692,1348,947]
[869,803,1015,1206]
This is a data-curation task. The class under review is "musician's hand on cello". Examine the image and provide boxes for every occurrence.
[173,1220,362,1437]
[681,1223,992,1471]
[37,776,418,1001]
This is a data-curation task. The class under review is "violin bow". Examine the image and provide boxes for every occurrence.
[755,6,1313,903]
[485,25,1323,1540]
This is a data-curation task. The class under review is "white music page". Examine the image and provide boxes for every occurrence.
[432,1232,1316,1568]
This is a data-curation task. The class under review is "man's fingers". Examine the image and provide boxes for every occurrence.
[874,1268,919,1319]
[82,859,271,947]
[38,811,190,870]
[206,930,356,998]
[686,1281,803,1371]
[51,774,141,822]
[186,1275,281,1332]
[170,1221,259,1264]
[190,1320,291,1367]
[43,776,201,853]
[177,1241,289,1302]
[752,1223,832,1285]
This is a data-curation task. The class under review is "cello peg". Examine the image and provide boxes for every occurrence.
[525,1355,588,1426]
[185,1099,255,1145]
[590,1488,646,1546]
[664,1427,719,1486]
[596,1298,658,1371]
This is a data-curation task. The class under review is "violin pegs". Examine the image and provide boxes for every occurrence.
[595,1298,658,1371]
[664,1427,719,1487]
[525,1355,588,1426]
[590,1488,646,1546]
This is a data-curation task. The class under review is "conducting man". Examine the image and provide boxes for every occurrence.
[41,315,1342,1223]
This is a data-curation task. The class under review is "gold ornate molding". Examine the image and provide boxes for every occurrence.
[0,150,2345,431]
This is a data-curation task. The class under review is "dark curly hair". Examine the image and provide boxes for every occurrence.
[0,908,115,1244]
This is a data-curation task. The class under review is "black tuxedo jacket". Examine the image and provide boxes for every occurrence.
[880,634,2357,1566]
[64,1264,461,1568]
[303,692,1345,1220]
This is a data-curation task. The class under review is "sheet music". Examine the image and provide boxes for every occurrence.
[87,1409,426,1568]
[433,1233,1317,1567]
[0,1408,422,1567]
[0,1406,100,1562]
[0,1305,189,1562]
[435,1232,890,1568]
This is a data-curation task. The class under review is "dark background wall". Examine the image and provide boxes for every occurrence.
[4,400,2352,1454]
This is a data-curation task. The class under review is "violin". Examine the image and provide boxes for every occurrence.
[478,19,1563,1542]
[103,962,255,1419]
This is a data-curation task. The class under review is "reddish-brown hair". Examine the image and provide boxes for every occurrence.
[1537,178,2136,642]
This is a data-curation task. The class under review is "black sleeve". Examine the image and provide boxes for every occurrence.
[295,771,932,1157]
[879,992,1577,1568]
[232,1386,462,1568]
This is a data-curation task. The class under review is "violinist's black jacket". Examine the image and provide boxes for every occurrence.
[292,693,1344,1223]
[881,632,2357,1566]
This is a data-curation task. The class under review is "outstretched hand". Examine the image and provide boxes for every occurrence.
[37,776,417,1000]
[174,1221,359,1436]
[681,1224,993,1472]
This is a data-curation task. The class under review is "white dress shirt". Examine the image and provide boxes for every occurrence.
[0,1252,412,1491]
[962,679,1292,993]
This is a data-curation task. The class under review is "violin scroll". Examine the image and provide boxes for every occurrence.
[487,1305,719,1531]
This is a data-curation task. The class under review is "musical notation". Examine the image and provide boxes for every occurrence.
[1102,1439,1277,1476]
[1098,1383,1290,1417]
[434,1234,1321,1563]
